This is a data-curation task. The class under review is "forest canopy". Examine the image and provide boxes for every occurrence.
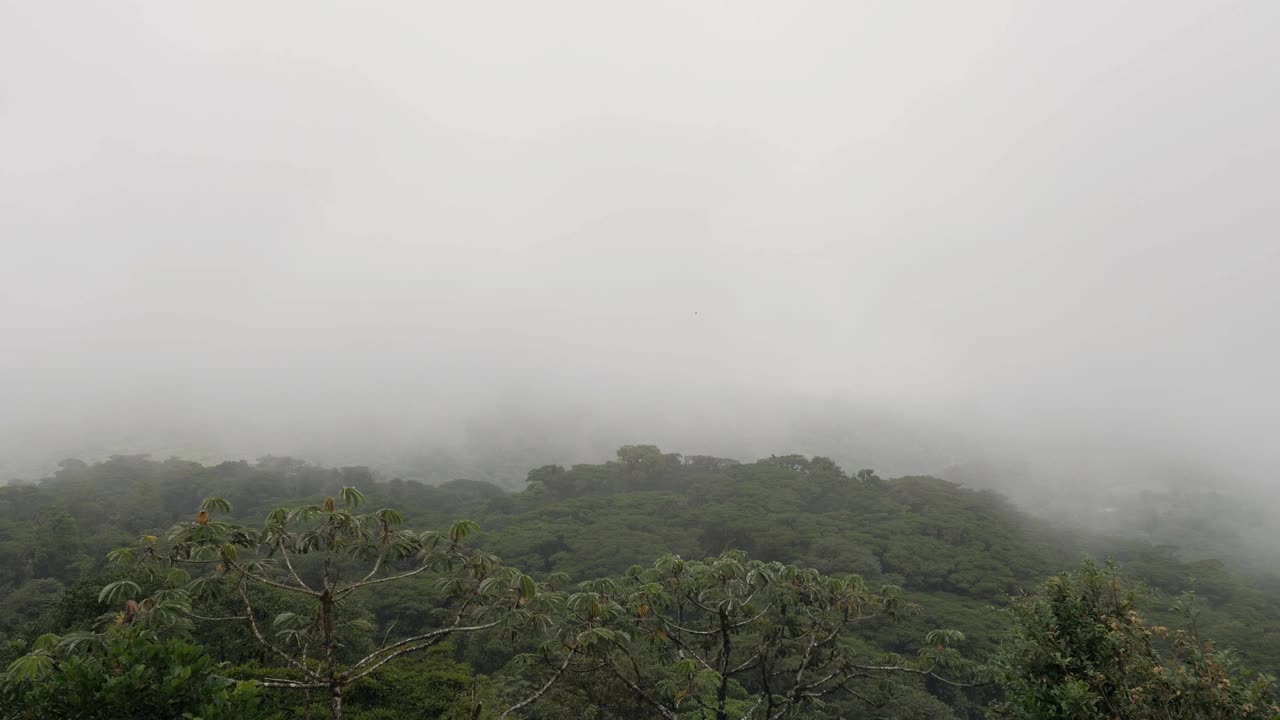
[2,449,1278,719]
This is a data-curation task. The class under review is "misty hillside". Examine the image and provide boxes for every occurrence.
[4,449,1280,718]
[5,3,1280,514]
[6,1,1280,717]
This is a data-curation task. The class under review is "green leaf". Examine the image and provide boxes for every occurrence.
[519,574,538,600]
[199,497,232,514]
[925,628,965,648]
[339,486,365,508]
[6,653,54,682]
[449,519,480,543]
[98,580,141,605]
[56,632,100,653]
[106,547,135,565]
[32,633,59,652]
[375,507,403,525]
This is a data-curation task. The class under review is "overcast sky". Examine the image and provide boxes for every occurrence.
[2,2,1278,487]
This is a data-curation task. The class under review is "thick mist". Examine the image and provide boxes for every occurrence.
[2,2,1278,507]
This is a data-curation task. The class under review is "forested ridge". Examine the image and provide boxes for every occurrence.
[2,448,1278,718]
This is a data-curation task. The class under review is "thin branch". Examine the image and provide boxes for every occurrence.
[821,679,882,708]
[682,647,719,676]
[791,630,820,692]
[230,559,321,597]
[605,653,678,720]
[729,652,763,676]
[344,636,450,684]
[814,624,845,647]
[683,592,717,614]
[798,668,842,693]
[277,539,315,593]
[346,620,501,679]
[738,693,765,720]
[238,584,321,681]
[300,641,311,720]
[379,619,398,648]
[189,612,248,622]
[260,677,327,689]
[665,619,718,637]
[767,698,805,720]
[844,688,880,707]
[736,589,763,612]
[335,563,432,597]
[349,596,482,670]
[666,632,717,674]
[345,543,390,592]
[848,663,986,687]
[730,604,773,629]
[500,649,574,719]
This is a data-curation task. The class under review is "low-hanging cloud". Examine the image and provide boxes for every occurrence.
[2,1,1278,497]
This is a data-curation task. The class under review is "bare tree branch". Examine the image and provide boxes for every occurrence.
[730,604,773,629]
[230,559,321,597]
[237,584,321,681]
[188,609,248,622]
[335,563,432,597]
[500,649,574,719]
[848,663,986,687]
[345,543,390,591]
[346,620,501,678]
[738,693,765,720]
[664,619,719,636]
[605,652,679,720]
[259,678,327,689]
[277,539,316,593]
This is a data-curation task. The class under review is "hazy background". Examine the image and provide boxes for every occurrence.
[2,2,1278,505]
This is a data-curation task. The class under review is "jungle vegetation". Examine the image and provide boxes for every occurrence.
[1,449,1277,718]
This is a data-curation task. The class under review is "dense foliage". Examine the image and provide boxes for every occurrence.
[1,448,1278,718]
[992,560,1278,719]
[2,626,259,720]
[512,549,978,719]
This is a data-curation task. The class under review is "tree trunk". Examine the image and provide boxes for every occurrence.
[322,558,341,720]
[330,682,343,720]
[717,610,731,720]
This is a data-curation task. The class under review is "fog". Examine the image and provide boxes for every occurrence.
[2,2,1278,504]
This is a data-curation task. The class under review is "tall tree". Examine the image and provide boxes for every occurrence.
[515,550,977,719]
[103,488,551,720]
[992,559,1280,719]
